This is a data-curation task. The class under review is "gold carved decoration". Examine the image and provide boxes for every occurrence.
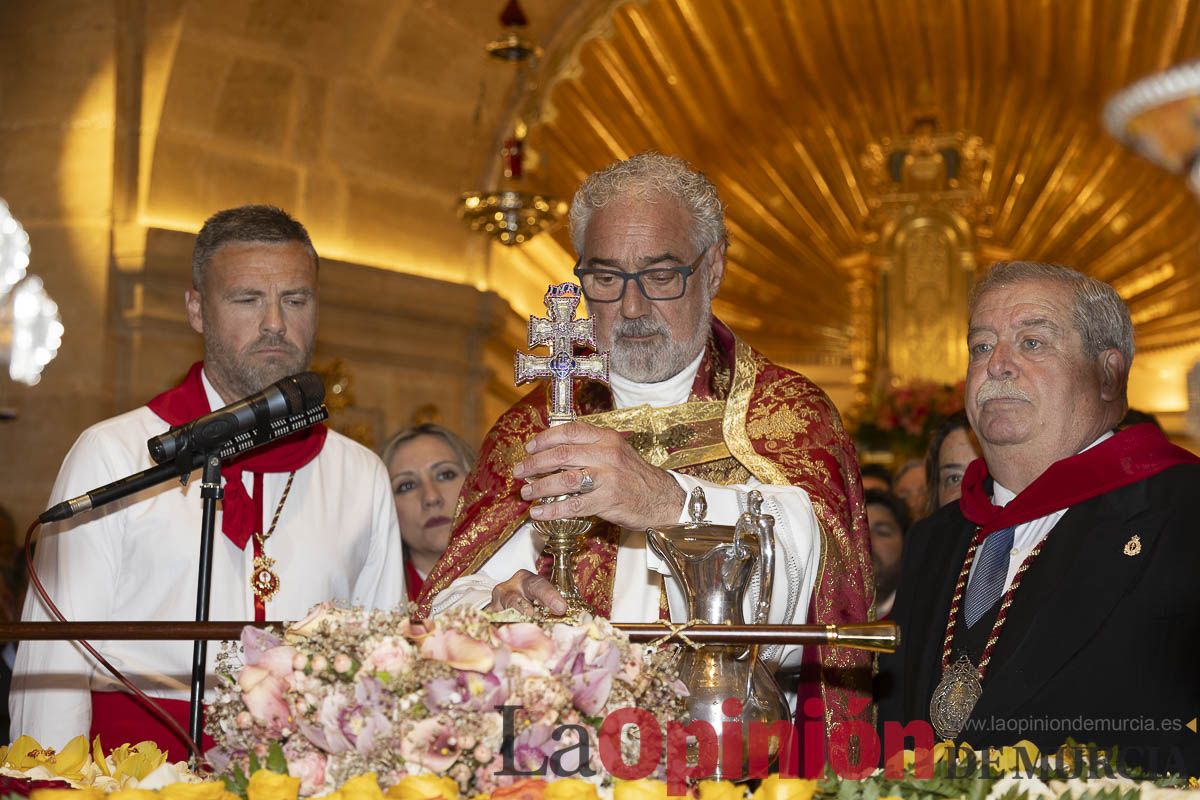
[858,105,995,389]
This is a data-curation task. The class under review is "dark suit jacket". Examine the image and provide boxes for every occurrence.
[878,463,1200,775]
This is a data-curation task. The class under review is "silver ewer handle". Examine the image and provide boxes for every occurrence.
[747,490,774,626]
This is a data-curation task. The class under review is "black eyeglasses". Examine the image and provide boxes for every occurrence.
[573,252,704,303]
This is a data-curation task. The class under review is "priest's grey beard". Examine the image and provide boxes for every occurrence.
[604,296,712,383]
[204,331,312,399]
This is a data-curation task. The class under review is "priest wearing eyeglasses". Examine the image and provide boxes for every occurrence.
[419,152,873,747]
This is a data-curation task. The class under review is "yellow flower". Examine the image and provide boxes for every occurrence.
[4,735,38,769]
[544,780,598,800]
[997,740,1041,773]
[247,769,302,800]
[31,790,104,800]
[340,774,384,800]
[697,780,743,800]
[750,776,816,800]
[91,737,111,779]
[8,735,91,782]
[159,782,240,800]
[386,775,459,800]
[109,741,167,783]
[613,780,667,800]
[109,790,163,800]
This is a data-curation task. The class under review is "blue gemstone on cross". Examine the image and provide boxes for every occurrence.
[549,352,575,378]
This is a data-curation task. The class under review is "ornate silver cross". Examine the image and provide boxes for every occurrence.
[512,282,610,616]
[514,283,610,425]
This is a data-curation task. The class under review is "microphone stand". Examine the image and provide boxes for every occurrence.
[190,451,223,755]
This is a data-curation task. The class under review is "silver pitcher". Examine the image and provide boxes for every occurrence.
[645,487,791,777]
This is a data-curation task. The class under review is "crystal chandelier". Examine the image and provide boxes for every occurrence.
[457,0,566,247]
[458,135,567,246]
[0,199,64,386]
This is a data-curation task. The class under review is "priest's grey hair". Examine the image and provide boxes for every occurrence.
[970,261,1135,366]
[569,152,727,256]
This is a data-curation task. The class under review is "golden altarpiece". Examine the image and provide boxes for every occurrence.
[852,112,995,396]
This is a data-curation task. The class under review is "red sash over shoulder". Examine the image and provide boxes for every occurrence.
[146,361,327,550]
[960,423,1199,533]
[418,320,873,741]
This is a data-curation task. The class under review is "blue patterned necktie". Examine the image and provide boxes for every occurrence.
[963,526,1016,629]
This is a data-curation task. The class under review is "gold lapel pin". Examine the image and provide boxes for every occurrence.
[1123,535,1142,557]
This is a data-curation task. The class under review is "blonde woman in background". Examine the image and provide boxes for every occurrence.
[380,424,476,602]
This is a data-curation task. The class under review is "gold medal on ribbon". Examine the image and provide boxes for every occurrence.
[930,653,983,740]
[251,551,281,603]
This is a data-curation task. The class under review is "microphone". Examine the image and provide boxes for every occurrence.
[147,372,324,465]
[38,404,328,524]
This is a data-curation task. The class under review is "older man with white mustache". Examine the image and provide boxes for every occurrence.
[421,152,874,742]
[878,261,1200,775]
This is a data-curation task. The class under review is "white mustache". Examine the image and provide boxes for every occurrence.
[976,379,1030,404]
[613,317,668,341]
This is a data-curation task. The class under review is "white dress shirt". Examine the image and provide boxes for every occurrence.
[11,370,405,748]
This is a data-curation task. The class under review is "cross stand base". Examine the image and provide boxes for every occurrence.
[189,452,223,766]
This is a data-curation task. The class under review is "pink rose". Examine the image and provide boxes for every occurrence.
[419,629,495,672]
[286,751,327,796]
[363,636,415,675]
[496,623,555,661]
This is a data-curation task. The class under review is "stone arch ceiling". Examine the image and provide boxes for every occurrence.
[526,0,1200,362]
[141,0,584,290]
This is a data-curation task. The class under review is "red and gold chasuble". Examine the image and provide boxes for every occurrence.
[418,320,873,738]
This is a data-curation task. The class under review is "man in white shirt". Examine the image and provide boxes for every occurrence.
[878,261,1200,775]
[420,152,873,741]
[11,205,404,755]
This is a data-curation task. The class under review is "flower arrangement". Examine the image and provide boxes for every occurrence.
[204,604,689,798]
[849,380,965,459]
